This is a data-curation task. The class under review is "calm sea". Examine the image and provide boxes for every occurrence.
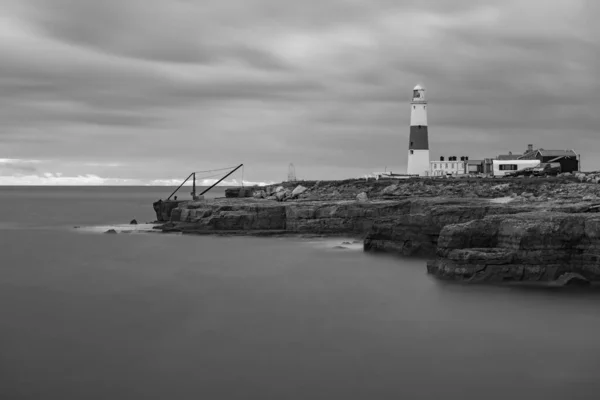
[1,186,600,399]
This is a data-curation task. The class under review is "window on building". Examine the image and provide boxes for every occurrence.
[452,163,455,168]
[499,164,518,171]
[445,163,448,168]
[434,163,437,169]
[410,150,414,155]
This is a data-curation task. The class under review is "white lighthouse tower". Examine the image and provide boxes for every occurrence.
[406,84,430,176]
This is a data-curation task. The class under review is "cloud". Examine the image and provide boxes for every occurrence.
[0,0,598,184]
[0,158,43,175]
[0,172,272,187]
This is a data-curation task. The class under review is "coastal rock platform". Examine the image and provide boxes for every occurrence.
[153,176,600,283]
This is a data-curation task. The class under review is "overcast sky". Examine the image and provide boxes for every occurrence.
[0,0,598,185]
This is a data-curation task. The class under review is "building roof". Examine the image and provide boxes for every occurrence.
[537,149,577,157]
[520,150,538,159]
[517,149,577,159]
[497,154,521,160]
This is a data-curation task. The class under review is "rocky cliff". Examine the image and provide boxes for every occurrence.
[427,212,600,284]
[154,175,600,283]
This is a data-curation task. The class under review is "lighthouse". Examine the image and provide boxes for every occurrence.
[406,84,430,176]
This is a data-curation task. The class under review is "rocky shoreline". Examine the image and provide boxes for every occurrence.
[153,174,600,285]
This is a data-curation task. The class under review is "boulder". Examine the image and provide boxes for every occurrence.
[381,184,399,195]
[291,185,308,198]
[275,191,286,201]
[129,219,138,225]
[491,183,510,191]
[554,272,590,287]
[275,186,285,193]
[356,192,368,202]
[104,229,117,234]
[253,190,266,199]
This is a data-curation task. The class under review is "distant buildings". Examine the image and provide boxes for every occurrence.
[494,144,580,175]
[430,156,468,176]
[428,144,579,177]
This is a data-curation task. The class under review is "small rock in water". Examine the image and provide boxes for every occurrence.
[104,229,118,234]
[332,246,348,249]
[554,272,590,287]
[130,219,138,225]
[73,226,80,229]
[341,241,352,245]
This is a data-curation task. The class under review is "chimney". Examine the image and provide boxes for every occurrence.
[509,151,512,156]
[527,144,533,152]
[440,156,445,161]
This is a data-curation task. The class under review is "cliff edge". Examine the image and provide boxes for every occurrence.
[154,175,600,283]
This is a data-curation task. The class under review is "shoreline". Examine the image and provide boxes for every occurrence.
[151,175,600,286]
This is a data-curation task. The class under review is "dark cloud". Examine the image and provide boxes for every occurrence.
[0,0,598,183]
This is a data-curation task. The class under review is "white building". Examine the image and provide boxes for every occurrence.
[491,159,540,177]
[430,159,467,176]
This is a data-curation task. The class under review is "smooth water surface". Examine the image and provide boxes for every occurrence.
[1,187,600,399]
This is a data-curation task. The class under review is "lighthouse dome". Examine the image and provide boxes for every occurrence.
[412,84,426,102]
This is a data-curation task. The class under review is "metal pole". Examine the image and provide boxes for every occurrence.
[191,172,196,198]
[167,172,194,201]
[200,164,244,196]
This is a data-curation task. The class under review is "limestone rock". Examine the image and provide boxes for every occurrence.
[275,191,286,201]
[491,183,510,191]
[253,190,266,199]
[291,185,308,198]
[428,212,600,283]
[381,184,399,195]
[356,192,368,202]
[553,272,590,287]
